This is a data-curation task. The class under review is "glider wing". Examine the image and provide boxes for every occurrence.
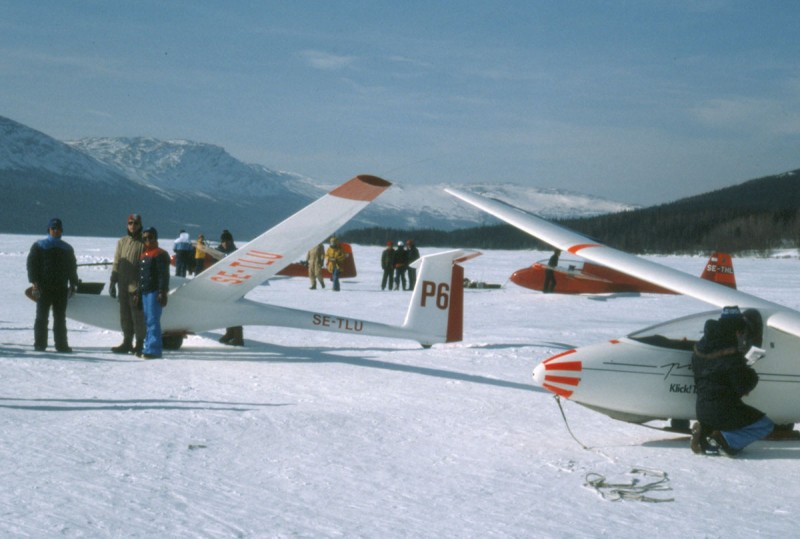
[177,175,390,303]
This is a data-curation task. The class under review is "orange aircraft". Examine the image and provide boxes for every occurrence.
[510,251,736,294]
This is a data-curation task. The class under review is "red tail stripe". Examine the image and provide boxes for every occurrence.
[445,264,465,343]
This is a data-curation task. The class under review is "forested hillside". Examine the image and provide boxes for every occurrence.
[342,169,800,254]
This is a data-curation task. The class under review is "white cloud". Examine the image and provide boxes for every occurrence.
[299,50,356,71]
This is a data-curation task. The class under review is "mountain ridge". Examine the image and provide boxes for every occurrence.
[0,115,636,237]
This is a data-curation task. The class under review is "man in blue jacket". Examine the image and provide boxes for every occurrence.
[136,227,170,359]
[26,217,78,352]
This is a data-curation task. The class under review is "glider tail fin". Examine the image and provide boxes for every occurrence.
[402,250,481,347]
[700,251,736,289]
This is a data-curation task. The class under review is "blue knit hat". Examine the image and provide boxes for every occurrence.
[48,217,63,230]
[720,305,742,319]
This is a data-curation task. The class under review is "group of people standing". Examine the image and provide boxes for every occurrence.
[381,239,420,291]
[107,213,171,358]
[172,230,212,278]
[26,213,243,358]
[306,236,348,292]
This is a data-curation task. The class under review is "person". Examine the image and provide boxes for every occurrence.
[173,229,193,277]
[406,239,420,290]
[690,305,774,456]
[26,217,78,352]
[136,227,170,359]
[109,213,146,354]
[543,249,560,293]
[325,236,347,292]
[380,241,395,291]
[392,240,409,291]
[217,230,244,346]
[307,243,326,290]
[193,233,207,275]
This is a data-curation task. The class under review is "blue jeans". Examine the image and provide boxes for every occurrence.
[331,267,340,291]
[142,291,163,356]
[722,416,774,451]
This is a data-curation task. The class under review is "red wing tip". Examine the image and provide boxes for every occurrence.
[329,175,392,201]
[355,174,392,188]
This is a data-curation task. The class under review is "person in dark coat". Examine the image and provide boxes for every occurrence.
[217,230,244,346]
[691,305,774,456]
[393,241,409,291]
[26,217,79,352]
[136,227,170,359]
[543,249,560,293]
[406,239,420,290]
[380,241,395,291]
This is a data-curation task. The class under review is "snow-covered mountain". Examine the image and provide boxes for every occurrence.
[1,115,636,237]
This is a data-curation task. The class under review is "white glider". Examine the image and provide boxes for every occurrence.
[447,187,800,427]
[65,176,479,349]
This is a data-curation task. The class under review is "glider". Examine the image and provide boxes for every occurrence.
[446,187,800,428]
[61,176,478,350]
[509,252,736,295]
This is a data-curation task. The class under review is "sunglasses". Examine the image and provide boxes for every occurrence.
[128,221,139,225]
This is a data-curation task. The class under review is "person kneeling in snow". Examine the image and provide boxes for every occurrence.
[691,306,774,456]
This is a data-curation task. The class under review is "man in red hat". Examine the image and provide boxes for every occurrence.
[109,213,145,354]
[380,240,395,291]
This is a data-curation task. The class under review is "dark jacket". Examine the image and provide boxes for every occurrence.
[381,247,395,271]
[27,236,78,291]
[138,245,171,294]
[692,319,764,431]
[407,245,420,264]
[393,247,409,269]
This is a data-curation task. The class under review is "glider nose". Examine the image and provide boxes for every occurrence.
[510,267,535,288]
[532,349,582,398]
[532,361,546,385]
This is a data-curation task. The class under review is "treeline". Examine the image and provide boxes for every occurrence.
[342,169,800,254]
[340,210,800,254]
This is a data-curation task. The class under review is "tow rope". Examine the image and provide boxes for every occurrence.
[553,395,674,503]
[584,468,674,503]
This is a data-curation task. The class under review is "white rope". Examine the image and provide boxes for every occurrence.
[584,468,674,503]
[553,395,675,503]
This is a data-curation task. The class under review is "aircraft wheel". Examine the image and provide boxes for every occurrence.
[162,334,185,350]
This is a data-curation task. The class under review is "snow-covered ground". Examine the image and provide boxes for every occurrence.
[2,235,799,538]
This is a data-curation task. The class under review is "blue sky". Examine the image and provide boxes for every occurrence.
[3,1,799,205]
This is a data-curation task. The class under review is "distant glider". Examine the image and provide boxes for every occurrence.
[447,187,800,431]
[510,252,736,295]
[55,176,479,350]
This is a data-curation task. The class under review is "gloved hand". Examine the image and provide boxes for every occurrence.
[109,280,117,298]
[158,291,168,307]
[68,285,76,299]
[31,284,41,301]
